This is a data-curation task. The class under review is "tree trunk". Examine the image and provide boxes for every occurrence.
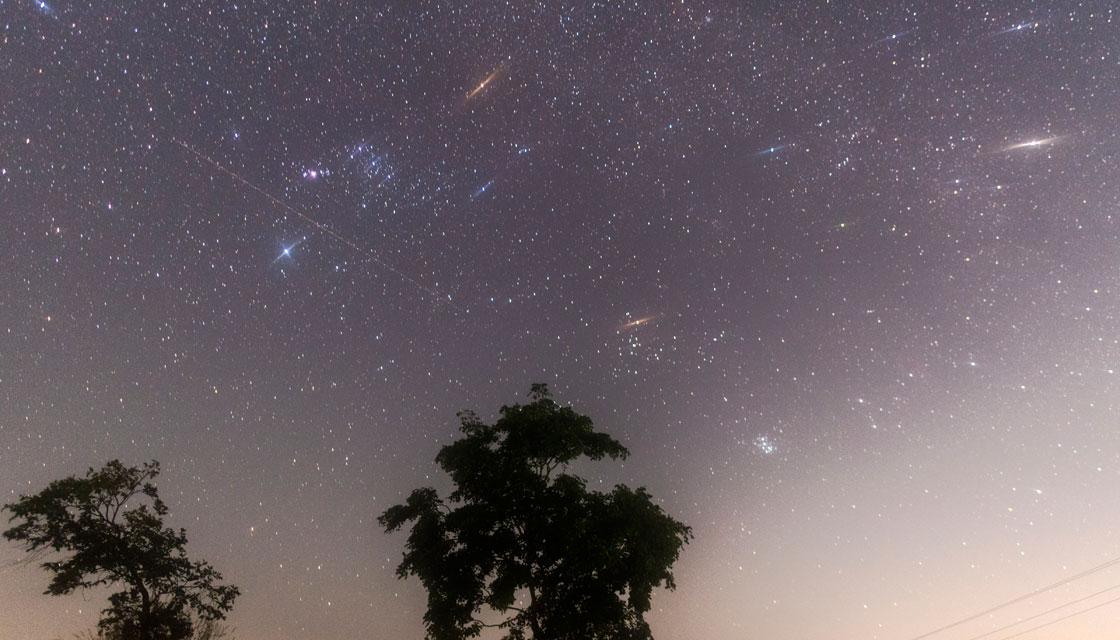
[527,583,545,639]
[138,584,153,640]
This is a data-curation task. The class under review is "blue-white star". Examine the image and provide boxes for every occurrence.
[274,238,306,263]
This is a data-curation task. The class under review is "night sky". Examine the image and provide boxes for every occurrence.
[2,1,1120,639]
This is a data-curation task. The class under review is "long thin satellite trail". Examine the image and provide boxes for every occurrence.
[173,139,456,306]
[905,555,1120,640]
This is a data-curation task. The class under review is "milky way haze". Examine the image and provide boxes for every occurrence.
[2,2,1120,639]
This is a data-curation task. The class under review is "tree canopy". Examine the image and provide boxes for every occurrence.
[380,384,691,640]
[3,460,239,640]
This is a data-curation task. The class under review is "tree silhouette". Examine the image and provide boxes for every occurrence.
[380,384,691,640]
[3,460,239,640]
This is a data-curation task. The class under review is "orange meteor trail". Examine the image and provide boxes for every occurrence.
[466,67,502,100]
[621,315,658,330]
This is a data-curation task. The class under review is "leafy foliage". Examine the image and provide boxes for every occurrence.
[70,618,235,640]
[4,460,239,640]
[380,384,691,640]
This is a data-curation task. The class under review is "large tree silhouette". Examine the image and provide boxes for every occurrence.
[380,384,691,640]
[3,460,239,640]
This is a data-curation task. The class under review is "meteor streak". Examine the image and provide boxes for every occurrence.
[754,143,789,156]
[466,66,503,100]
[994,20,1040,36]
[621,315,658,330]
[173,139,456,306]
[470,179,495,200]
[1002,136,1062,151]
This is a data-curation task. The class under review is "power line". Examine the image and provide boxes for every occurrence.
[960,582,1120,640]
[992,592,1120,640]
[906,555,1120,640]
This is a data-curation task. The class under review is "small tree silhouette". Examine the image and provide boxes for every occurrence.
[4,460,239,640]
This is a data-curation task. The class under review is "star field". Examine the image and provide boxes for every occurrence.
[2,1,1120,639]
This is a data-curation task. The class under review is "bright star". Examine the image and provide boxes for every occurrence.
[274,238,306,263]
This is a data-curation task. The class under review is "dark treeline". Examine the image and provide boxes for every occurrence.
[4,385,689,640]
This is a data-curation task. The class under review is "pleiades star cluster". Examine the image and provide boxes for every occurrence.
[2,2,1119,639]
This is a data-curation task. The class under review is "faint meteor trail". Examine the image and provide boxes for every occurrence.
[754,143,789,156]
[470,179,495,200]
[993,20,1041,36]
[870,27,917,47]
[173,139,456,306]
